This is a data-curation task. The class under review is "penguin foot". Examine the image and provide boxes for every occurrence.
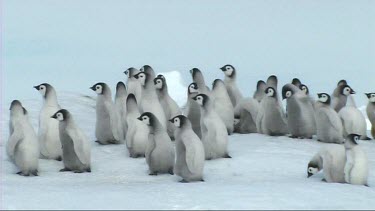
[149,172,158,176]
[86,168,91,173]
[200,179,205,182]
[32,170,38,176]
[17,172,30,176]
[56,156,62,161]
[179,179,189,183]
[224,154,232,159]
[289,135,298,139]
[321,178,327,182]
[73,170,84,173]
[16,171,22,175]
[168,169,174,175]
[59,168,71,172]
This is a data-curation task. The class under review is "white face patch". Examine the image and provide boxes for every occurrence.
[370,94,375,103]
[38,85,47,96]
[56,112,64,121]
[95,85,103,94]
[234,118,240,125]
[285,90,292,98]
[318,94,328,103]
[308,167,318,175]
[354,135,359,142]
[189,84,198,94]
[343,87,351,96]
[141,116,150,126]
[140,67,145,72]
[195,96,204,106]
[124,70,130,77]
[224,66,234,76]
[301,86,308,94]
[266,88,274,97]
[155,79,163,89]
[173,118,181,128]
[137,73,146,86]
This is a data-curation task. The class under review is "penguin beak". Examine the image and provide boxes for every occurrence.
[137,116,142,121]
[192,96,197,101]
[220,66,226,71]
[51,113,57,119]
[90,86,95,91]
[307,172,313,178]
[350,90,356,94]
[169,119,174,123]
[33,86,39,90]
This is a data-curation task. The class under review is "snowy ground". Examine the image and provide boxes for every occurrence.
[2,90,375,210]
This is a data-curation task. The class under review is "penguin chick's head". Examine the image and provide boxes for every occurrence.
[133,72,147,86]
[192,94,209,106]
[34,83,52,97]
[190,68,202,79]
[9,100,23,114]
[265,87,276,98]
[317,93,331,105]
[300,84,309,95]
[307,162,320,178]
[169,115,188,128]
[346,134,360,146]
[154,75,165,90]
[51,109,70,121]
[90,82,106,95]
[340,85,356,96]
[116,81,126,92]
[220,64,235,77]
[188,82,198,94]
[282,85,295,100]
[212,79,224,89]
[137,112,157,127]
[337,79,347,87]
[365,93,375,103]
[124,67,138,78]
[291,78,302,87]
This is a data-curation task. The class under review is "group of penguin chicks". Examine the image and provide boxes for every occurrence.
[7,65,374,185]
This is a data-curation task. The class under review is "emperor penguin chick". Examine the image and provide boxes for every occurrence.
[282,84,316,139]
[34,83,62,160]
[125,94,148,158]
[138,112,175,175]
[220,64,243,107]
[154,74,182,140]
[339,105,370,140]
[332,82,356,112]
[170,115,205,183]
[365,93,375,139]
[193,94,231,160]
[212,79,234,135]
[315,93,344,143]
[233,98,260,134]
[134,68,168,130]
[185,82,202,139]
[190,68,210,95]
[52,109,91,173]
[7,100,39,176]
[307,143,346,183]
[344,134,369,186]
[256,87,288,136]
[91,82,124,145]
[124,67,142,102]
[115,82,128,141]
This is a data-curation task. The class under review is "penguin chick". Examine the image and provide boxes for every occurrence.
[233,98,260,134]
[192,94,231,160]
[134,70,168,130]
[365,93,375,139]
[344,134,369,186]
[52,109,91,173]
[307,144,346,183]
[91,82,124,145]
[170,115,205,183]
[140,65,156,80]
[34,83,62,161]
[256,87,288,136]
[185,82,202,139]
[7,100,39,176]
[124,67,142,102]
[154,74,182,140]
[332,83,356,112]
[282,84,316,139]
[190,68,210,95]
[315,93,344,144]
[220,64,243,107]
[212,79,234,135]
[138,112,175,175]
[253,80,267,102]
[115,81,128,141]
[125,94,148,158]
[339,105,370,140]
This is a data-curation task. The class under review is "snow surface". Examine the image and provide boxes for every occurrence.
[2,73,375,210]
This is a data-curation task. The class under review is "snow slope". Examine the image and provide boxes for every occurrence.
[1,80,375,210]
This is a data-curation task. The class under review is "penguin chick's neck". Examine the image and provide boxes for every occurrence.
[193,74,206,89]
[126,100,139,114]
[148,118,164,134]
[224,71,236,82]
[44,89,59,106]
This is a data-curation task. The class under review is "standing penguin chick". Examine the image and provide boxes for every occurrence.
[344,134,369,186]
[282,84,316,139]
[193,94,231,160]
[52,109,91,173]
[212,79,234,135]
[220,64,243,107]
[7,100,39,176]
[134,69,168,130]
[256,87,289,136]
[365,93,375,139]
[315,93,344,143]
[332,83,356,112]
[170,115,205,183]
[253,80,267,102]
[124,67,142,102]
[125,94,148,158]
[190,68,210,95]
[307,143,346,183]
[339,106,370,140]
[138,112,175,175]
[91,82,124,145]
[185,82,202,139]
[154,74,182,140]
[34,83,62,160]
[115,82,128,141]
[233,98,260,134]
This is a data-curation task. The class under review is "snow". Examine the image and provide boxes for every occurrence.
[2,73,375,210]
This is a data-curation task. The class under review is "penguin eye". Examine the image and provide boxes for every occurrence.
[96,85,100,90]
[174,119,177,122]
[354,136,359,141]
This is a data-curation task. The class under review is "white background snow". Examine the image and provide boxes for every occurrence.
[2,0,375,210]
